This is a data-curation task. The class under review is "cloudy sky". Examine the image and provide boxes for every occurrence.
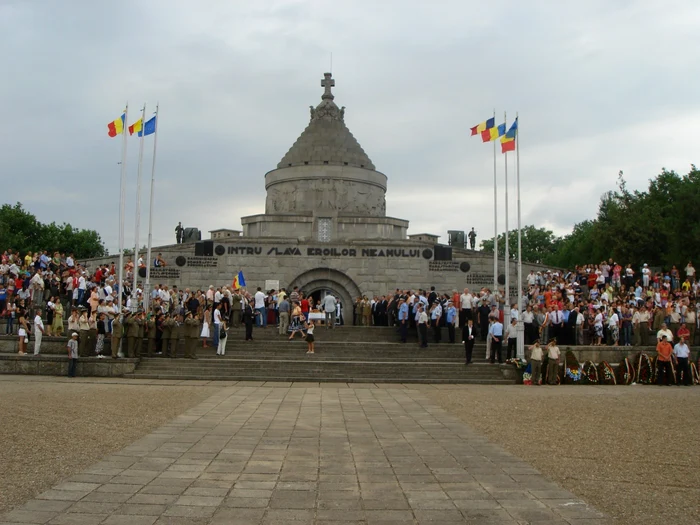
[1,0,698,252]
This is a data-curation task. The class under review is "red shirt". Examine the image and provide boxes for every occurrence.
[656,341,673,361]
[301,299,309,313]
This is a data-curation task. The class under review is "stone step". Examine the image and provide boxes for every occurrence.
[123,373,512,385]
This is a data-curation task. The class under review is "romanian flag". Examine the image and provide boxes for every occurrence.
[500,118,518,153]
[481,123,506,143]
[139,115,157,137]
[107,113,125,137]
[470,117,495,136]
[232,270,246,290]
[128,118,143,136]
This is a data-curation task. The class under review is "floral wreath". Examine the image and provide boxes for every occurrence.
[563,350,581,384]
[581,360,599,384]
[598,361,617,385]
[616,357,635,385]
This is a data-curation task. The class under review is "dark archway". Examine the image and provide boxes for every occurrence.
[287,268,362,315]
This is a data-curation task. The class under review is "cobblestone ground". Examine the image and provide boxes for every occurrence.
[426,384,700,525]
[1,378,607,525]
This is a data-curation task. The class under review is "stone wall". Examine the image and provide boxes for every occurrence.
[85,238,553,302]
[0,354,137,377]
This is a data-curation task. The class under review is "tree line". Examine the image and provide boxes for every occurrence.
[0,202,106,259]
[481,166,700,270]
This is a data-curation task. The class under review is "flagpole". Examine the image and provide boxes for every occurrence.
[492,109,498,294]
[144,103,159,312]
[503,111,510,328]
[117,103,129,322]
[516,113,524,359]
[131,104,146,311]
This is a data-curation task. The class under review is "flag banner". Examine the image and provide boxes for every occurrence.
[481,123,506,142]
[470,117,495,136]
[501,136,515,153]
[504,118,518,139]
[139,115,157,137]
[128,118,143,136]
[107,113,125,137]
[232,270,246,289]
[500,118,518,153]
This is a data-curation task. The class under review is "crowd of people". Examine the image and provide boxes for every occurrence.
[1,248,698,371]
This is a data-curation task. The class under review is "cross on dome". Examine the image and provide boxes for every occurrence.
[321,72,335,100]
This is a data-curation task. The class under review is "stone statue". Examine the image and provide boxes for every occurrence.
[339,106,345,121]
[468,227,477,250]
[309,106,315,120]
[175,222,184,244]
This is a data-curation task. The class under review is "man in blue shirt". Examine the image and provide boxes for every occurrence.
[489,319,504,364]
[397,298,409,343]
[430,301,442,343]
[445,301,457,344]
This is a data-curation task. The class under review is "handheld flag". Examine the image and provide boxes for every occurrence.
[138,115,157,137]
[470,117,495,136]
[500,118,518,153]
[128,118,143,136]
[107,113,125,137]
[232,270,246,290]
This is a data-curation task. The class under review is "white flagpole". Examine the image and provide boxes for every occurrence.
[503,111,510,328]
[117,103,129,319]
[516,113,525,359]
[144,104,159,312]
[131,104,146,311]
[492,109,498,294]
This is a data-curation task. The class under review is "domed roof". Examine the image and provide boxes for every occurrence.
[277,73,376,171]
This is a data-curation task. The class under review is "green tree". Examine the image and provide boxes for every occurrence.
[481,225,561,264]
[0,202,105,258]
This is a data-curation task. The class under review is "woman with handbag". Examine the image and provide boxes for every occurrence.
[216,319,228,356]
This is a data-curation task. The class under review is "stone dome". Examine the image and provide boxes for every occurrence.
[277,73,375,171]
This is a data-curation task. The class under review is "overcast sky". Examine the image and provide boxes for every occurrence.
[1,0,698,253]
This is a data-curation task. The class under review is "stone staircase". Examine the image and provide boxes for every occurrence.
[124,326,511,384]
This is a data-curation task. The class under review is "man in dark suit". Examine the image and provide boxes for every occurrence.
[566,306,578,346]
[242,299,255,341]
[462,319,476,364]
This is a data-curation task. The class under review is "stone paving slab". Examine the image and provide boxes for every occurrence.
[1,384,609,524]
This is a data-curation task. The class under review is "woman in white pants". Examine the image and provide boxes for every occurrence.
[216,320,228,356]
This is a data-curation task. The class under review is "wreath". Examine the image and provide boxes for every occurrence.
[563,350,581,384]
[691,362,699,385]
[636,353,654,384]
[581,360,599,384]
[616,357,635,385]
[522,362,533,386]
[597,361,617,385]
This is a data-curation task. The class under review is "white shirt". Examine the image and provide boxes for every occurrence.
[78,276,86,290]
[66,257,74,267]
[507,324,518,339]
[594,313,603,327]
[34,315,44,332]
[608,312,619,327]
[510,308,519,321]
[214,290,222,303]
[460,293,472,309]
[214,309,222,325]
[522,311,534,323]
[254,291,266,309]
[673,342,690,358]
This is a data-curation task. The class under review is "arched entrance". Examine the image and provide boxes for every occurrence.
[287,268,362,321]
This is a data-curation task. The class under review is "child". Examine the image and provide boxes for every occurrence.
[305,318,315,354]
[67,332,79,377]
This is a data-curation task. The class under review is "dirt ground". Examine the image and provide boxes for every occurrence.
[0,377,217,514]
[427,384,700,525]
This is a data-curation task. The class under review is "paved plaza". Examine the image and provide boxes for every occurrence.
[1,383,607,525]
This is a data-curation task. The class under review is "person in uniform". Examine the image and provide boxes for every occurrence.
[125,311,140,358]
[111,311,123,359]
[135,310,145,358]
[146,313,157,357]
[184,311,199,359]
[161,313,172,357]
[169,313,182,358]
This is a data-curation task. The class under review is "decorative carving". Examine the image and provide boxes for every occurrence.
[339,106,345,121]
[309,106,315,120]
